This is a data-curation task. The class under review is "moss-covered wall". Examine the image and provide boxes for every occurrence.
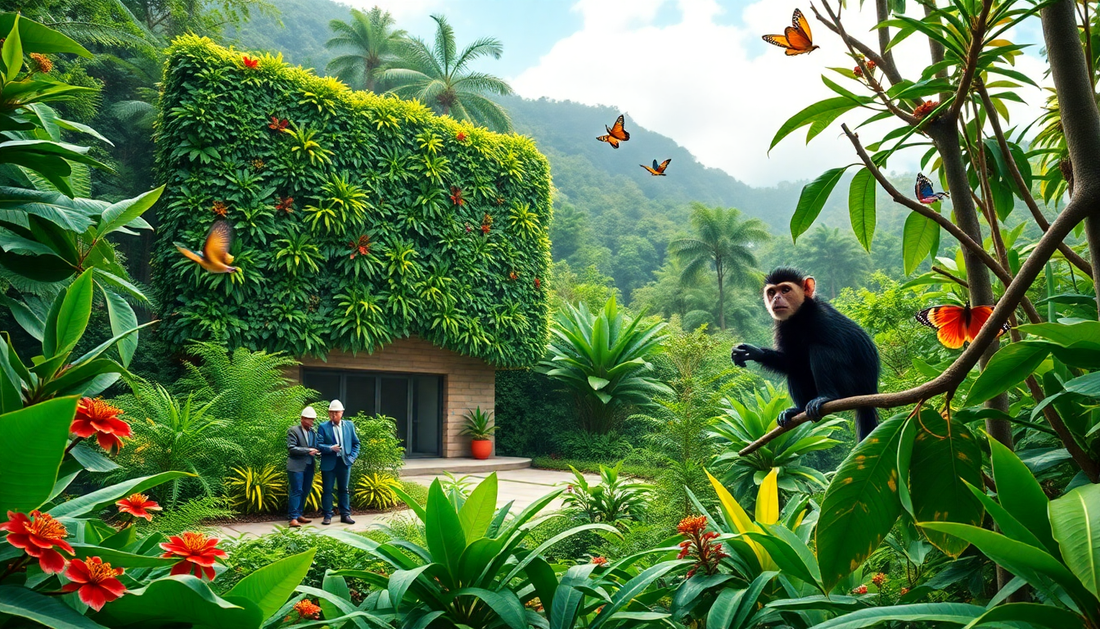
[152,36,552,367]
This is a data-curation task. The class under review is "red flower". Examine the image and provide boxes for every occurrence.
[211,201,228,217]
[866,60,877,71]
[71,398,131,454]
[294,599,322,619]
[481,224,491,234]
[853,584,868,594]
[268,116,289,131]
[160,532,227,580]
[449,186,465,206]
[509,271,518,281]
[0,510,74,573]
[275,196,294,213]
[853,66,863,78]
[116,493,161,521]
[677,515,707,536]
[242,55,259,69]
[591,556,608,566]
[349,235,371,260]
[913,100,939,121]
[30,53,53,74]
[872,572,886,586]
[465,223,472,232]
[534,277,541,289]
[676,515,727,577]
[900,587,909,595]
[456,131,467,142]
[62,557,125,611]
[481,213,493,234]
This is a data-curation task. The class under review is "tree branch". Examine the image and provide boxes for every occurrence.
[811,1,904,87]
[948,0,994,120]
[739,191,1091,456]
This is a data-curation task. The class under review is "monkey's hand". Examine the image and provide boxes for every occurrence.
[777,407,803,428]
[732,344,765,368]
[805,397,830,422]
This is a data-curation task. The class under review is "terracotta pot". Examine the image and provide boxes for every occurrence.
[470,439,492,460]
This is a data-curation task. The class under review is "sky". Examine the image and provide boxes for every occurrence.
[341,0,1051,188]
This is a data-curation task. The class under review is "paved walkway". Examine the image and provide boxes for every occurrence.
[214,468,596,539]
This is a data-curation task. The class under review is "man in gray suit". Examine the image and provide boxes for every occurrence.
[287,406,320,527]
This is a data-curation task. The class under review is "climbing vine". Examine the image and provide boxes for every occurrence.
[152,36,552,366]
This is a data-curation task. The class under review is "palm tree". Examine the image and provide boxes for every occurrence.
[667,203,771,330]
[383,14,514,132]
[794,226,872,299]
[325,7,407,93]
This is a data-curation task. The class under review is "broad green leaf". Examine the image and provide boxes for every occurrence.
[453,587,527,629]
[69,543,177,568]
[770,97,861,153]
[101,288,139,367]
[590,560,691,629]
[755,468,779,525]
[817,414,905,591]
[963,602,1084,629]
[705,468,770,569]
[1,14,22,84]
[967,341,1052,405]
[1065,372,1100,398]
[849,168,877,251]
[964,482,1046,550]
[0,396,77,515]
[458,473,498,541]
[49,471,191,519]
[0,585,105,629]
[425,479,466,575]
[746,525,822,591]
[224,548,316,621]
[56,268,94,354]
[96,186,163,238]
[909,409,984,557]
[1050,483,1100,599]
[94,575,263,627]
[902,212,938,275]
[988,435,1057,555]
[319,572,354,629]
[705,571,778,629]
[813,603,985,629]
[587,375,610,390]
[1016,322,1100,347]
[0,14,90,56]
[791,167,847,243]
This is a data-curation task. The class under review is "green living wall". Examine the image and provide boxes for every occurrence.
[152,36,552,366]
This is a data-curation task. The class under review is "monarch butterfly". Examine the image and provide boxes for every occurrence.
[762,9,820,56]
[268,116,289,131]
[916,303,1009,349]
[915,173,949,204]
[597,114,630,148]
[641,159,672,176]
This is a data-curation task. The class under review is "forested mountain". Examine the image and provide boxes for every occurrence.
[224,0,350,72]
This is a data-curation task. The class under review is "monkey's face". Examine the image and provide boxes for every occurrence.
[764,278,815,321]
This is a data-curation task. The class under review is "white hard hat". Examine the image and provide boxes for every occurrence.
[301,406,317,419]
[329,399,345,412]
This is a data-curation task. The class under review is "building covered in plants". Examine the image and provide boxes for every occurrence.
[151,37,552,458]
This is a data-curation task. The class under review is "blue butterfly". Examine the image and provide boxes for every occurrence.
[916,173,949,204]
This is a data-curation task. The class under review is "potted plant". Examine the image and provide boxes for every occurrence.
[462,407,497,459]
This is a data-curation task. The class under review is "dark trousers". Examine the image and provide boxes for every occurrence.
[321,460,351,518]
[287,465,315,521]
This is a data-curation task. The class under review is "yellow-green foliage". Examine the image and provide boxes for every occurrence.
[226,464,287,514]
[153,36,553,366]
[353,472,400,510]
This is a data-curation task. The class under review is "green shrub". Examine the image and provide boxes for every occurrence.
[350,412,404,475]
[352,472,400,509]
[219,529,388,593]
[152,36,552,366]
[494,368,576,456]
[138,496,235,535]
[225,463,287,514]
[554,429,634,462]
[562,462,653,524]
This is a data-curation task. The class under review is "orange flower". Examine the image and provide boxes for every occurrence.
[116,493,161,521]
[29,53,53,73]
[268,116,289,131]
[449,186,465,206]
[853,584,868,594]
[71,398,131,453]
[160,532,227,580]
[242,55,259,69]
[676,515,726,577]
[913,100,939,121]
[481,212,493,234]
[534,277,541,289]
[866,60,877,70]
[211,201,228,217]
[853,66,863,78]
[591,556,608,566]
[872,572,886,586]
[0,510,74,573]
[349,235,370,260]
[294,599,322,619]
[509,271,518,281]
[276,196,294,213]
[899,587,909,595]
[62,557,125,611]
[677,515,707,536]
[456,131,467,142]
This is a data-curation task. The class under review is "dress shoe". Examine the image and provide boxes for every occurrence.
[322,516,332,525]
[288,519,301,527]
[297,516,312,524]
[340,516,356,525]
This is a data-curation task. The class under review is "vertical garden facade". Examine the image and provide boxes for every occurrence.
[152,36,553,456]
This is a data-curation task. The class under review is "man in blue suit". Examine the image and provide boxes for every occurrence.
[317,399,360,525]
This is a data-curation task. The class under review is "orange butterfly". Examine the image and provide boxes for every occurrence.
[242,55,259,69]
[762,9,820,56]
[916,303,1010,349]
[597,114,630,148]
[641,159,671,176]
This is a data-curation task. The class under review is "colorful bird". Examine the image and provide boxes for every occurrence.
[175,221,238,274]
[916,303,1009,349]
[915,173,949,204]
[597,114,630,148]
[762,9,819,56]
[640,159,672,176]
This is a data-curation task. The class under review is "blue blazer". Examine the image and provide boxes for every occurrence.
[316,420,360,471]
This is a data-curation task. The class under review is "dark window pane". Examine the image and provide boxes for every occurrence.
[380,377,409,447]
[303,370,341,405]
[412,376,441,455]
[345,374,376,418]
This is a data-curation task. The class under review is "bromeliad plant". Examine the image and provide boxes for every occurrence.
[561,461,654,524]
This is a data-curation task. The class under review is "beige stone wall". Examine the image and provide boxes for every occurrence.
[285,336,494,458]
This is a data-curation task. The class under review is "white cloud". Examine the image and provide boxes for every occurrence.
[513,0,1051,186]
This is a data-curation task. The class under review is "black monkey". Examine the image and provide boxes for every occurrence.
[732,267,880,441]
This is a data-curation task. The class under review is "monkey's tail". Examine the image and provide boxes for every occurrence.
[856,407,879,441]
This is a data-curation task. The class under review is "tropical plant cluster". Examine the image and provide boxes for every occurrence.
[151,35,552,366]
